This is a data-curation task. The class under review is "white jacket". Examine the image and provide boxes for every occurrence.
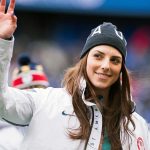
[0,125,23,150]
[0,38,150,150]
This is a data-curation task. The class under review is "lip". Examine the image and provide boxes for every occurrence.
[96,72,111,79]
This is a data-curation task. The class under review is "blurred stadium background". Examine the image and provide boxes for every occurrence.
[8,0,150,122]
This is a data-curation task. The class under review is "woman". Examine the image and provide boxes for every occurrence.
[0,0,149,149]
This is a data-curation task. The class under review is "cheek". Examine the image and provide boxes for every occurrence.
[86,64,90,78]
[113,68,121,79]
[86,60,95,76]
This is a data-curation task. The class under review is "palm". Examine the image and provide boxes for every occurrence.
[0,0,17,39]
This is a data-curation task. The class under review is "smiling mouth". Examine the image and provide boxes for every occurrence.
[96,72,111,79]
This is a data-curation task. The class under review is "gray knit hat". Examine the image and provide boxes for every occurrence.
[80,22,127,60]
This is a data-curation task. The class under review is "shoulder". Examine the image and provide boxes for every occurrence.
[31,87,70,99]
[46,87,72,104]
[31,87,72,107]
[132,112,147,122]
[131,112,149,129]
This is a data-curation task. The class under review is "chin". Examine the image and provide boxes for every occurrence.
[94,84,110,91]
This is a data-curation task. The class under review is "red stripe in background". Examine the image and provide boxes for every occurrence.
[32,74,48,81]
[12,77,23,87]
[12,74,48,87]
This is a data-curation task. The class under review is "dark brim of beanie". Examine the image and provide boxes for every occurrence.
[80,34,126,59]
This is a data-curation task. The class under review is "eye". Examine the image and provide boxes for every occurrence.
[93,53,103,59]
[111,57,121,64]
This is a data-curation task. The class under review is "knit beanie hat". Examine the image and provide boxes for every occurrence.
[80,22,127,59]
[11,54,49,89]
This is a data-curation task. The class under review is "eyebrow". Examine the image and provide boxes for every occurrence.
[95,50,122,59]
[111,55,122,60]
[95,50,104,55]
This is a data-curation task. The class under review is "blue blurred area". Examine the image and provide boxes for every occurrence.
[13,0,150,16]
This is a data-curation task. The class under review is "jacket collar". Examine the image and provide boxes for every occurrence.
[79,77,96,106]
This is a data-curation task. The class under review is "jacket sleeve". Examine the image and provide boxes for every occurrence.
[0,38,39,125]
[148,123,150,147]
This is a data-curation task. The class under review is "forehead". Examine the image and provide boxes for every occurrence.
[89,45,122,57]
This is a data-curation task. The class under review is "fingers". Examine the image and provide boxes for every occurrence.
[0,0,6,13]
[7,0,15,14]
[0,0,15,14]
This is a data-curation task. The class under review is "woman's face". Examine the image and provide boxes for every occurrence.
[86,45,122,93]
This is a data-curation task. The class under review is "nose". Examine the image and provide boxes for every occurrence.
[100,58,110,71]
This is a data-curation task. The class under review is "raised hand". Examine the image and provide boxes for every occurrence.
[0,0,17,39]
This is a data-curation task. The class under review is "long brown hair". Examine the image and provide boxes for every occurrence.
[62,53,135,149]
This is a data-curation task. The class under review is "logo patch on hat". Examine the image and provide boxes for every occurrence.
[91,25,102,37]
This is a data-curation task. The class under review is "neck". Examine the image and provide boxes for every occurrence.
[96,90,109,102]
